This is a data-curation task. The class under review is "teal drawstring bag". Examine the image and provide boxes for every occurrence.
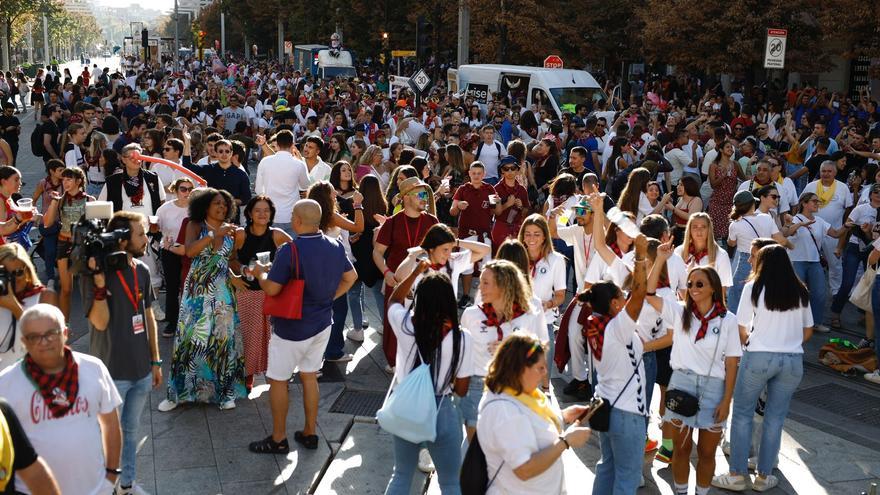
[376,349,441,443]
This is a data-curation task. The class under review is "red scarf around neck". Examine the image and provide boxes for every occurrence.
[583,311,612,361]
[688,243,708,265]
[692,301,726,342]
[481,302,527,341]
[24,346,79,418]
[610,242,623,258]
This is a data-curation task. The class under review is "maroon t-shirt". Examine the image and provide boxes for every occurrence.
[453,181,494,238]
[493,180,530,227]
[375,211,439,271]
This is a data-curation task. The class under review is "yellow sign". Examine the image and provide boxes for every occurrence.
[391,50,416,57]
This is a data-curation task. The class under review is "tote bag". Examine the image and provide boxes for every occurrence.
[263,241,305,319]
[376,350,440,443]
[850,263,877,313]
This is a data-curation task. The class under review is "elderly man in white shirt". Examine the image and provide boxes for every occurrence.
[803,160,854,294]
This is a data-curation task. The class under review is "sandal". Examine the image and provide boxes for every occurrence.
[248,435,289,454]
[294,430,319,450]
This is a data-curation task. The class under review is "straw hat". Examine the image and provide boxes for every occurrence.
[398,176,430,197]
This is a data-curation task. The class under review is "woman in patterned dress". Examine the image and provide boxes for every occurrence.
[708,141,742,240]
[159,188,246,411]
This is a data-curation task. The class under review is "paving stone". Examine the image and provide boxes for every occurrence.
[213,447,282,483]
[153,434,216,472]
[154,466,221,495]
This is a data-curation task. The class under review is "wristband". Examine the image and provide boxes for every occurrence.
[105,467,122,475]
[93,287,108,301]
[353,204,364,210]
[151,360,163,366]
[383,267,392,276]
[559,435,571,449]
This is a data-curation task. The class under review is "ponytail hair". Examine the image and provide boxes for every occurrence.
[576,280,620,316]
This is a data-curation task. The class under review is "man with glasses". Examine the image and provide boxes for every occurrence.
[804,161,854,296]
[221,94,245,133]
[373,177,438,371]
[490,155,530,248]
[183,139,251,218]
[85,212,162,495]
[0,304,122,495]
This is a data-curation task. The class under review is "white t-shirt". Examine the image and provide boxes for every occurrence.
[787,214,830,262]
[64,146,85,169]
[151,161,190,193]
[674,244,734,287]
[0,292,42,371]
[0,353,122,495]
[476,140,507,179]
[736,281,813,354]
[155,200,188,249]
[845,203,880,249]
[617,251,688,294]
[556,225,595,289]
[635,289,677,342]
[728,213,779,253]
[387,302,473,395]
[636,192,654,224]
[254,150,310,224]
[664,147,690,184]
[593,309,647,416]
[402,249,474,305]
[530,251,567,324]
[736,179,797,214]
[668,302,742,379]
[461,304,547,376]
[803,180,853,229]
[477,392,565,495]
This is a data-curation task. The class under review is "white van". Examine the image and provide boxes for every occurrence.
[448,64,610,118]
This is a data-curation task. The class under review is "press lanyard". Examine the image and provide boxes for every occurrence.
[116,266,140,313]
[582,234,592,269]
[403,214,423,247]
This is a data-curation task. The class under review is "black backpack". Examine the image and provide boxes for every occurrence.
[460,432,503,495]
[30,123,45,158]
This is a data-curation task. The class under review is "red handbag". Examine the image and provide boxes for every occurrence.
[262,241,304,319]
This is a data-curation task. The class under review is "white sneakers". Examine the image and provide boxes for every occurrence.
[814,324,830,333]
[152,305,166,322]
[219,400,236,410]
[417,448,435,473]
[346,328,365,342]
[157,399,177,412]
[114,483,150,495]
[712,473,748,491]
[865,370,880,385]
[752,474,779,492]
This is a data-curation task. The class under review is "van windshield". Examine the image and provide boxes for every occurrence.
[550,87,606,114]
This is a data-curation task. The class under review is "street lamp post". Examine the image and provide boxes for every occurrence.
[174,0,179,71]
[42,14,49,65]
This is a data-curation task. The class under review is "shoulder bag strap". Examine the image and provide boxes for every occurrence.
[289,241,300,279]
[697,321,725,402]
[742,217,760,237]
[797,215,824,259]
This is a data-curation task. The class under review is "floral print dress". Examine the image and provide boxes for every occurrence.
[166,227,246,404]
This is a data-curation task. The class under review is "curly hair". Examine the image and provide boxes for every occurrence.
[188,187,235,223]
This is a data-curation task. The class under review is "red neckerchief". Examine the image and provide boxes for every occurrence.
[688,244,708,265]
[665,141,685,152]
[15,284,44,301]
[24,346,79,418]
[65,191,85,206]
[0,193,11,221]
[584,312,612,361]
[692,301,726,342]
[610,242,623,258]
[428,261,452,277]
[657,273,670,289]
[481,302,526,341]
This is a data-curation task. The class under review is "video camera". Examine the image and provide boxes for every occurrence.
[70,202,130,274]
[0,267,14,296]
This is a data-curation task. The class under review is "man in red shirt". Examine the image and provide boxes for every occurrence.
[490,156,530,248]
[450,161,494,307]
[372,177,438,370]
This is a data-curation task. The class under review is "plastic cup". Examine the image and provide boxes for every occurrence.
[489,194,500,205]
[256,251,271,265]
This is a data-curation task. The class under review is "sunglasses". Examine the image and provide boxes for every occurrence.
[216,149,232,154]
[768,194,780,200]
[177,186,193,192]
[501,166,519,172]
[686,280,706,289]
[408,190,429,201]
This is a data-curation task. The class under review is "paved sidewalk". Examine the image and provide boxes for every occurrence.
[10,70,880,493]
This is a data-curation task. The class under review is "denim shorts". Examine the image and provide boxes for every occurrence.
[459,375,485,427]
[662,369,726,430]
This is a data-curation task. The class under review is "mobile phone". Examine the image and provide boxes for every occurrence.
[577,396,604,422]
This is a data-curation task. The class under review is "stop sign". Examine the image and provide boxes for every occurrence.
[543,55,564,69]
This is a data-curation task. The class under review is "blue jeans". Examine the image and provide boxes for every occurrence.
[348,280,365,329]
[729,351,803,475]
[793,261,827,327]
[643,351,657,431]
[385,397,462,495]
[326,295,348,359]
[38,223,60,282]
[593,408,645,495]
[86,182,104,197]
[114,373,153,486]
[831,243,867,314]
[727,251,752,315]
[871,274,880,363]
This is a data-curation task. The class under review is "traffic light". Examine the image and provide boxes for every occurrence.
[416,16,432,64]
[141,28,148,48]
[382,32,389,50]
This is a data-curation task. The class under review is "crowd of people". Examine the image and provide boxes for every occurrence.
[0,52,875,495]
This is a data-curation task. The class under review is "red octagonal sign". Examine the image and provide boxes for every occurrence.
[543,55,564,69]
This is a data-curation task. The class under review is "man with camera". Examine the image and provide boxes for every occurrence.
[85,211,162,495]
